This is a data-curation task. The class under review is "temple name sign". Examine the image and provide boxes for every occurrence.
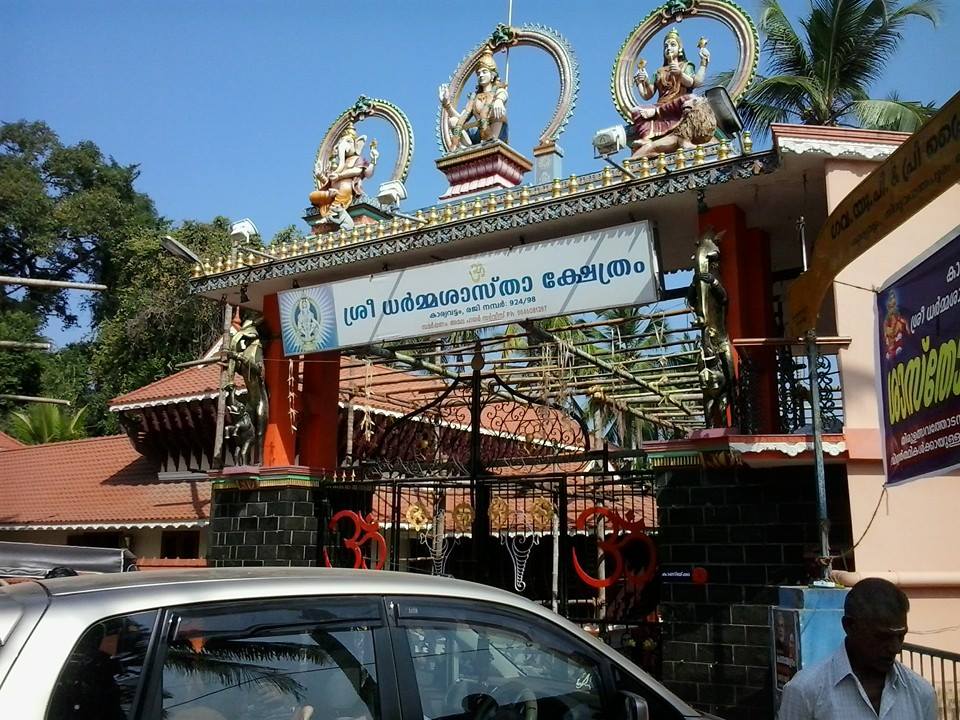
[785,89,960,340]
[278,220,659,355]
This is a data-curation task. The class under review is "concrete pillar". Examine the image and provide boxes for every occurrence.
[298,351,341,472]
[261,294,295,466]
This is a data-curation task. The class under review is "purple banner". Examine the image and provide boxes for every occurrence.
[878,230,960,485]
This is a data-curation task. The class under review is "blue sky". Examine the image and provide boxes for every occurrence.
[4,0,956,345]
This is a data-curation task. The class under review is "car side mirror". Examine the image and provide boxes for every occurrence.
[621,690,650,720]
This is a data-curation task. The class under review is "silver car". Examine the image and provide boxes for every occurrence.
[0,568,715,720]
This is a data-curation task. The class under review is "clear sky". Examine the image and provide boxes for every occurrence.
[4,0,956,344]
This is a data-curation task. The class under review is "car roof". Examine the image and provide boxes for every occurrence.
[36,566,527,605]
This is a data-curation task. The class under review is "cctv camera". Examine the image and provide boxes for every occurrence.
[377,180,407,208]
[593,126,627,158]
[229,218,260,245]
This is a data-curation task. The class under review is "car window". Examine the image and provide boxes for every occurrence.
[156,597,383,720]
[46,610,158,720]
[402,618,604,720]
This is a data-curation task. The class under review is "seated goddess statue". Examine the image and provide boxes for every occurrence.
[439,50,509,151]
[309,124,378,231]
[629,28,717,158]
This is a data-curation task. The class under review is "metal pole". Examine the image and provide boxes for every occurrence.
[211,298,233,470]
[504,0,513,85]
[805,330,832,582]
[0,394,71,406]
[391,480,402,572]
[551,507,560,612]
[0,341,52,351]
[469,342,491,584]
[0,276,107,292]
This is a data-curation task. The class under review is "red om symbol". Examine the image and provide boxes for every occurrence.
[571,507,657,589]
[323,510,387,570]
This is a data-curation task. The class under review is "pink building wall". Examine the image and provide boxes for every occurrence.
[827,158,960,652]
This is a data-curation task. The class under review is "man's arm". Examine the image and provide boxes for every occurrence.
[919,679,937,720]
[777,679,813,720]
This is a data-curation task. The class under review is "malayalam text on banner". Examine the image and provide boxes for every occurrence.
[878,230,960,485]
[278,221,659,355]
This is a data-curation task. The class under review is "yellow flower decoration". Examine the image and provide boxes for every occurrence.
[489,497,510,530]
[405,501,430,531]
[453,503,475,533]
[531,498,555,531]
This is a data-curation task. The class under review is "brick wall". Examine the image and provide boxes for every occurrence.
[207,487,319,567]
[657,462,850,720]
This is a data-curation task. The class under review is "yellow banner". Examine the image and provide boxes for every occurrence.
[785,90,960,339]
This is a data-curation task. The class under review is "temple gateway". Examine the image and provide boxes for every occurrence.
[3,2,959,719]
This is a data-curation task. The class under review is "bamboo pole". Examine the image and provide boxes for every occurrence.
[0,276,107,291]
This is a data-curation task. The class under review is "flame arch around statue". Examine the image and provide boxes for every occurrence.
[314,95,414,188]
[436,23,579,154]
[610,0,759,123]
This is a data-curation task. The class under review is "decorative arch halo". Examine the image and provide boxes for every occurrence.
[437,23,579,154]
[314,95,414,189]
[611,0,759,122]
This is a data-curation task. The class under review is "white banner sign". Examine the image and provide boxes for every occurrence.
[278,220,659,355]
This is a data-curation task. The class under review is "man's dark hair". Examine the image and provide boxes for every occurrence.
[44,566,79,579]
[844,577,909,620]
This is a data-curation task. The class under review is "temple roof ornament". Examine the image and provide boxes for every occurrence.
[611,0,759,123]
[313,95,415,194]
[436,23,579,156]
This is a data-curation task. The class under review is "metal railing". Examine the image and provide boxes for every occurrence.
[900,642,960,720]
[733,338,848,436]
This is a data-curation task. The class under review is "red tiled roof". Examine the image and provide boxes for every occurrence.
[0,435,209,528]
[110,356,583,447]
[111,363,225,407]
[0,431,23,451]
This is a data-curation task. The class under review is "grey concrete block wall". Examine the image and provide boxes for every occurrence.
[208,487,319,567]
[656,463,849,720]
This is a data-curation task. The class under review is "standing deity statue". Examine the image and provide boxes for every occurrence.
[309,123,379,231]
[629,28,717,158]
[439,49,509,151]
[223,316,268,465]
[687,229,735,427]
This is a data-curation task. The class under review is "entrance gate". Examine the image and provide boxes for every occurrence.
[313,331,702,676]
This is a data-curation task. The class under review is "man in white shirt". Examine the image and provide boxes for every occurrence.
[777,577,936,719]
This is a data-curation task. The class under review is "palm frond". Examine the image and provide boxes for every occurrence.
[759,0,811,77]
[850,97,939,131]
[741,74,831,127]
[886,0,943,25]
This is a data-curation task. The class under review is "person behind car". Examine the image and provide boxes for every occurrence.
[44,566,79,578]
[777,577,936,719]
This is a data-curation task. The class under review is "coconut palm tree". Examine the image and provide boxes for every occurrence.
[8,403,87,444]
[735,0,942,134]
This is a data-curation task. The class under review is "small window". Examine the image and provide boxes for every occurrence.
[159,598,383,720]
[161,530,200,559]
[402,615,605,719]
[67,532,122,548]
[47,611,158,720]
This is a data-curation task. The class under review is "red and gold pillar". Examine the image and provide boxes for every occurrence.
[261,294,296,466]
[298,351,341,473]
[698,205,778,431]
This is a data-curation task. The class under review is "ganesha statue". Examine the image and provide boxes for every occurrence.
[309,123,379,231]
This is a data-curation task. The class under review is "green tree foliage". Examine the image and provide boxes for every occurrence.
[0,310,50,416]
[0,120,158,325]
[8,403,87,444]
[734,0,943,134]
[1,120,230,435]
[89,219,231,433]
